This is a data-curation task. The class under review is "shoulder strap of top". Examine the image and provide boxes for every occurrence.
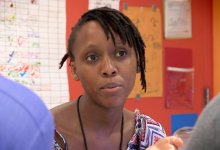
[54,130,68,150]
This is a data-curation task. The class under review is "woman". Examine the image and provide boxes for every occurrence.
[52,7,182,150]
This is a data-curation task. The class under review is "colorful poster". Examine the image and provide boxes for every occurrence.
[0,0,69,108]
[123,6,163,98]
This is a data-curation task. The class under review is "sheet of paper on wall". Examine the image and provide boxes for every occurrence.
[123,6,163,98]
[89,0,120,10]
[165,47,194,108]
[0,0,69,109]
[164,0,192,39]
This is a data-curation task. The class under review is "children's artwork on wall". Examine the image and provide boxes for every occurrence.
[165,47,194,108]
[0,0,69,108]
[123,5,163,98]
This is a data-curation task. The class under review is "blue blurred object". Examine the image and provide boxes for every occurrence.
[0,75,54,150]
[171,113,198,134]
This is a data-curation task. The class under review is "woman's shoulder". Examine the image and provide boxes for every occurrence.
[50,101,77,133]
[51,101,75,117]
[51,101,77,150]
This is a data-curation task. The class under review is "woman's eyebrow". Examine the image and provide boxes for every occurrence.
[83,43,99,50]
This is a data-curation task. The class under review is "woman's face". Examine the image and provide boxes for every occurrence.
[71,21,138,108]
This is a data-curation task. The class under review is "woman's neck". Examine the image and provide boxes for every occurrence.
[78,95,124,134]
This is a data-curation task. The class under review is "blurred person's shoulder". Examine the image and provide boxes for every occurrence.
[0,75,54,150]
[0,75,51,120]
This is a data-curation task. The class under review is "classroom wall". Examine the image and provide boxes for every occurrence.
[66,0,213,135]
[213,0,220,96]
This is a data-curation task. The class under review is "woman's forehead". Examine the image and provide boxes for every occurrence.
[77,21,126,44]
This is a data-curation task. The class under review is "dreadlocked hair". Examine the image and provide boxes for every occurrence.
[59,7,147,92]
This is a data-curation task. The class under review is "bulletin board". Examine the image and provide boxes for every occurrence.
[0,0,69,108]
[123,6,163,98]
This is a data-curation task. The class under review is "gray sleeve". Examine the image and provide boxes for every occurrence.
[184,97,220,150]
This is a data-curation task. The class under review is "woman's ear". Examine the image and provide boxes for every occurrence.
[70,62,80,81]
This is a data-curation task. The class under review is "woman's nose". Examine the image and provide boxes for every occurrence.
[101,57,117,77]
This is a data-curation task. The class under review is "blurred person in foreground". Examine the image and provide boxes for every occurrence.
[0,75,54,150]
[183,94,220,150]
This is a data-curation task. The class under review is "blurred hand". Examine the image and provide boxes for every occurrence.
[146,136,183,150]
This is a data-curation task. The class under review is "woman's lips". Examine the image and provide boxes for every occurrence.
[100,82,122,93]
[100,82,122,89]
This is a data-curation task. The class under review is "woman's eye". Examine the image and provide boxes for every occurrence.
[86,54,98,62]
[116,50,127,57]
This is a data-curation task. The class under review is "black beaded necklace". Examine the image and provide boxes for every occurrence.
[76,96,124,150]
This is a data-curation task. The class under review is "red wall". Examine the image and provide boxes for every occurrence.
[66,0,213,135]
